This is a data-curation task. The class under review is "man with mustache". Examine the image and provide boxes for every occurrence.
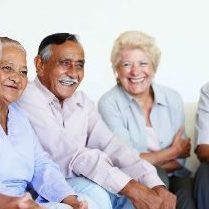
[18,33,176,209]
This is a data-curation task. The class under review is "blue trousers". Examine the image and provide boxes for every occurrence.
[67,177,135,209]
[41,202,72,209]
[194,162,209,209]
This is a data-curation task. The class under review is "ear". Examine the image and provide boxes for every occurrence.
[34,55,45,77]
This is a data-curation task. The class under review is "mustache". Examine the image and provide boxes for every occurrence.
[58,75,79,85]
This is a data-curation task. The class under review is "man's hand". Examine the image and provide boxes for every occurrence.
[152,186,176,209]
[120,180,163,209]
[171,127,191,158]
[62,195,88,209]
[195,144,209,162]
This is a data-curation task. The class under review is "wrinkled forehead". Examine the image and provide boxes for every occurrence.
[0,44,27,69]
[0,41,25,59]
[51,41,85,60]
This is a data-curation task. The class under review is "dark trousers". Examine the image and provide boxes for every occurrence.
[157,167,196,209]
[194,162,209,209]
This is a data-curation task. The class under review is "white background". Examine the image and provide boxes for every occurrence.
[1,0,209,103]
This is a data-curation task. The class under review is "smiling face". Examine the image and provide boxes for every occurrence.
[0,45,28,106]
[116,48,155,97]
[36,40,85,102]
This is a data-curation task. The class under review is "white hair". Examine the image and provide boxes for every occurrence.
[0,37,26,60]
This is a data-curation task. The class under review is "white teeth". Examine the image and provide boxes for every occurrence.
[129,77,145,83]
[58,77,78,86]
[59,80,75,86]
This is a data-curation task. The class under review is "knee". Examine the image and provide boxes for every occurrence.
[78,178,110,199]
[80,183,112,209]
[194,162,209,190]
[87,182,109,198]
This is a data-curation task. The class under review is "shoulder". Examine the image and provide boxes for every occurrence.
[99,85,125,106]
[19,80,42,103]
[155,83,182,98]
[10,103,27,118]
[73,90,93,103]
[72,90,96,109]
[23,80,38,95]
[153,83,183,109]
[200,82,209,96]
[10,103,32,126]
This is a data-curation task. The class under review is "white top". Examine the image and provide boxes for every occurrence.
[146,126,161,152]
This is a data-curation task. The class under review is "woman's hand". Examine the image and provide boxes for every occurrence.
[171,127,191,159]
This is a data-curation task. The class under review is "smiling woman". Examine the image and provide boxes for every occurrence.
[98,31,196,209]
[0,38,28,109]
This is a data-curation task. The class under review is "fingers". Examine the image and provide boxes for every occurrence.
[153,187,176,209]
[172,128,184,146]
[175,127,184,139]
[79,201,88,209]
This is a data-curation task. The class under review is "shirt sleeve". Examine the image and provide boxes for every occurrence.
[196,83,209,145]
[31,131,76,202]
[98,94,133,147]
[0,183,9,195]
[72,99,164,193]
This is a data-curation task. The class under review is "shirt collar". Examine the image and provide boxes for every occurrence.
[118,83,168,108]
[34,77,57,104]
[34,77,85,107]
[152,83,168,106]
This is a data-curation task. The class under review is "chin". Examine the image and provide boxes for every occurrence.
[59,92,74,100]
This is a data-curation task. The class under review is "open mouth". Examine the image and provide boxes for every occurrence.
[129,77,145,83]
[58,77,78,86]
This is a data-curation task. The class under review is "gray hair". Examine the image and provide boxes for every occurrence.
[0,37,26,60]
[37,33,80,62]
[39,45,52,62]
[111,31,161,73]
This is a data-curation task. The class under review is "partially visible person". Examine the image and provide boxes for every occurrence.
[98,31,195,209]
[0,37,88,209]
[194,82,209,209]
[18,32,176,209]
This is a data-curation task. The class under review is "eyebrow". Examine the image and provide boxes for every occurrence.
[22,65,28,70]
[0,61,14,65]
[60,57,85,63]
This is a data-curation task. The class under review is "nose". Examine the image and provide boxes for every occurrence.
[130,63,140,75]
[66,65,77,77]
[8,71,21,83]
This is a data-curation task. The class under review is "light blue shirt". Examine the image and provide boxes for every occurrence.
[0,103,75,202]
[196,81,209,145]
[98,83,190,177]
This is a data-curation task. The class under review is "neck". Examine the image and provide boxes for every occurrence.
[134,87,154,127]
[134,87,154,109]
[0,101,9,133]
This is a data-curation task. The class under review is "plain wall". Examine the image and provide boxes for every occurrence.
[1,0,209,103]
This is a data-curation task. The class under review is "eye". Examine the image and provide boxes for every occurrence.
[75,61,84,70]
[59,60,71,67]
[121,62,132,68]
[1,65,13,72]
[20,70,28,77]
[139,61,149,67]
